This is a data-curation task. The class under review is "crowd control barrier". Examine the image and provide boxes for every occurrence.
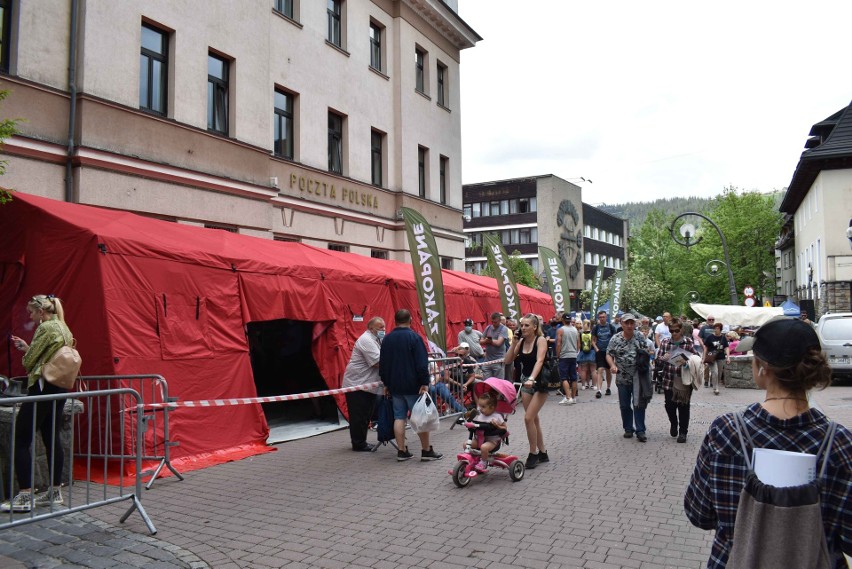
[427,355,478,419]
[75,375,183,489]
[0,388,156,534]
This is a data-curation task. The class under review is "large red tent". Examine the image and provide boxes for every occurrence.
[1,193,552,471]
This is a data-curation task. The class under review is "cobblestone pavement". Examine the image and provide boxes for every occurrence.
[2,384,850,569]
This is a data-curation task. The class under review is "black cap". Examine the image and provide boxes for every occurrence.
[463,318,473,326]
[736,318,821,367]
[562,313,572,321]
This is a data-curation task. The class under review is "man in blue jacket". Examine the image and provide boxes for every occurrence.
[379,309,444,462]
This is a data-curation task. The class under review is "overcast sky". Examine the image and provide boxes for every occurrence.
[456,1,852,205]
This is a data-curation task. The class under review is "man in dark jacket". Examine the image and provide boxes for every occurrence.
[379,309,444,462]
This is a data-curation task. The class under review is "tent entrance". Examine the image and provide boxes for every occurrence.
[247,318,342,443]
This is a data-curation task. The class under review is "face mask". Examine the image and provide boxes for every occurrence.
[376,330,385,340]
[464,326,472,333]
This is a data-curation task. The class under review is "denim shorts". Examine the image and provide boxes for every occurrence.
[392,394,420,420]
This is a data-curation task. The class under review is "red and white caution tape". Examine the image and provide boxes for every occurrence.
[143,381,383,409]
[462,358,503,368]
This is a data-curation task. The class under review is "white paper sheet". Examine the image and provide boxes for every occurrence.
[752,448,817,487]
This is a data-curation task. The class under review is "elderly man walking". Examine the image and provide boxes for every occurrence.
[379,309,443,462]
[342,317,385,452]
[607,314,653,442]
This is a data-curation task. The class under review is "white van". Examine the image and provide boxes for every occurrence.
[816,313,852,378]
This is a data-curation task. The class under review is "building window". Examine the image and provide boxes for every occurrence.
[490,201,501,216]
[436,62,447,107]
[207,53,229,134]
[439,156,448,204]
[415,47,425,93]
[274,235,300,242]
[0,0,11,73]
[327,0,342,47]
[140,24,168,115]
[518,197,535,213]
[441,257,453,270]
[418,146,427,198]
[371,249,388,260]
[371,129,383,187]
[471,203,481,218]
[463,204,472,220]
[274,0,294,19]
[585,252,592,264]
[328,243,349,253]
[205,223,237,233]
[274,89,294,159]
[369,22,382,72]
[328,111,343,174]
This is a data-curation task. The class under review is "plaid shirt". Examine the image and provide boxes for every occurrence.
[655,336,697,391]
[684,403,852,568]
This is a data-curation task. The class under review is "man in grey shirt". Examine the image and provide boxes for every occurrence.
[556,313,580,405]
[480,312,509,379]
[457,318,484,360]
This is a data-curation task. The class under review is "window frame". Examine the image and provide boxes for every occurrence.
[140,23,168,116]
[328,243,349,253]
[369,21,382,72]
[439,155,448,204]
[327,0,342,48]
[274,0,294,19]
[436,61,448,107]
[415,47,425,93]
[328,111,344,174]
[207,53,229,135]
[273,88,294,160]
[371,129,384,187]
[418,146,428,198]
[0,0,11,74]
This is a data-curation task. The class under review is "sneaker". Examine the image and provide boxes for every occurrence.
[677,434,687,443]
[525,453,538,469]
[714,389,720,395]
[569,398,577,405]
[537,451,549,463]
[474,460,488,473]
[595,390,602,399]
[581,384,587,390]
[0,492,34,513]
[558,397,570,406]
[397,448,414,461]
[623,431,634,439]
[605,388,612,396]
[670,425,678,438]
[704,382,709,388]
[421,447,444,461]
[34,488,63,507]
[636,433,647,443]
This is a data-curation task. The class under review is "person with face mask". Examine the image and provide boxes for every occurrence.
[457,318,484,361]
[342,317,386,452]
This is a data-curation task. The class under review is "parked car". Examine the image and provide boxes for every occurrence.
[816,313,852,379]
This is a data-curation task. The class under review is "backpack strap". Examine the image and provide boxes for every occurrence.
[816,421,838,480]
[731,411,755,472]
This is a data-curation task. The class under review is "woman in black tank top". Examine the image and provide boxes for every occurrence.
[504,314,549,469]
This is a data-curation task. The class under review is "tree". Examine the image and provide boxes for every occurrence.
[480,247,541,290]
[0,90,20,205]
[621,268,675,318]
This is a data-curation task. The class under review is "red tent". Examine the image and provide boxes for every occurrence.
[1,193,552,471]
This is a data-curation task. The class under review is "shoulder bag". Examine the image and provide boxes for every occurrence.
[42,339,82,390]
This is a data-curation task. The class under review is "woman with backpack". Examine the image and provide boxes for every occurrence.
[3,295,74,513]
[684,318,851,568]
[577,320,596,390]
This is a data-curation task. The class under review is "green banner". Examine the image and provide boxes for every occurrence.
[590,257,606,314]
[401,207,447,351]
[538,246,568,315]
[483,233,521,321]
[609,269,627,318]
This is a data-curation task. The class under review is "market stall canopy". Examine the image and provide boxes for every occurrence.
[690,303,783,327]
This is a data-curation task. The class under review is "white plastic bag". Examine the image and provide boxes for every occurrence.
[409,393,440,433]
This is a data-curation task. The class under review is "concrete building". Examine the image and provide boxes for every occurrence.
[779,99,852,316]
[0,0,479,268]
[462,174,628,310]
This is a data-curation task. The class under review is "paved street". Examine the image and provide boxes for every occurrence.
[2,384,851,569]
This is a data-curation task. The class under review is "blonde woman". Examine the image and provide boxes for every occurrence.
[3,295,73,513]
[504,313,548,469]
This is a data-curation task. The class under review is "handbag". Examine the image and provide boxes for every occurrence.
[42,340,82,390]
[535,357,561,391]
[704,351,717,364]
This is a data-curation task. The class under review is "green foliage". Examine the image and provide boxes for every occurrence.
[625,186,782,313]
[480,246,542,290]
[0,90,20,205]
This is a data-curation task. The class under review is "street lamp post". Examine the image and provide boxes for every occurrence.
[670,212,739,306]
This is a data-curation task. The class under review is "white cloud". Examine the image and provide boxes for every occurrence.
[458,0,852,203]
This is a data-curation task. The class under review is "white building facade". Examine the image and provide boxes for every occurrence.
[0,0,479,266]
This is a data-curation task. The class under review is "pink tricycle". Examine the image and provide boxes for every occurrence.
[448,377,525,487]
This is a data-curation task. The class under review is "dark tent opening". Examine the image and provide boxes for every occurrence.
[247,319,341,442]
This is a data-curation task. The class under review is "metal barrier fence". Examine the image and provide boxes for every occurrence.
[427,356,481,419]
[75,375,183,489]
[0,388,156,534]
